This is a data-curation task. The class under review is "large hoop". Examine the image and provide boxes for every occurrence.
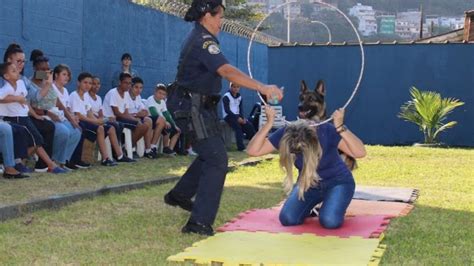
[246,0,365,126]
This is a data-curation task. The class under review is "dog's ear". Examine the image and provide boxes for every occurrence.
[300,80,309,95]
[315,79,326,96]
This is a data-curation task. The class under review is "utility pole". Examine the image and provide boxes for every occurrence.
[419,4,424,39]
[287,0,291,42]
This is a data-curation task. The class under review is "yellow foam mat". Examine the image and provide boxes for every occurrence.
[168,231,386,266]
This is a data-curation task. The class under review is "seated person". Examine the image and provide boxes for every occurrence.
[28,52,81,171]
[222,82,256,151]
[247,107,366,229]
[103,73,149,156]
[0,62,66,174]
[111,53,139,89]
[146,83,181,156]
[69,72,134,167]
[52,64,72,109]
[88,76,124,151]
[128,77,157,159]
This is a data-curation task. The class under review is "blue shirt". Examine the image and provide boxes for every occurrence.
[268,123,352,181]
[176,23,229,95]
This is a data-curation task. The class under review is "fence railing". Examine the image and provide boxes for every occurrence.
[131,0,284,46]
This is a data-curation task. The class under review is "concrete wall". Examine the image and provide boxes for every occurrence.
[0,0,268,116]
[268,44,474,146]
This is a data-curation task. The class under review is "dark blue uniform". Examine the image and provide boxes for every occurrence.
[167,22,229,227]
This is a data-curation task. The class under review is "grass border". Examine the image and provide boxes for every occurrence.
[0,156,274,222]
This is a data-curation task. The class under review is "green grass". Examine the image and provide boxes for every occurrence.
[0,146,472,264]
[0,151,269,205]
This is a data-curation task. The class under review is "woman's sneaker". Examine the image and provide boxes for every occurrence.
[34,167,49,173]
[15,163,33,173]
[75,161,91,169]
[101,158,117,167]
[64,161,79,171]
[48,167,68,174]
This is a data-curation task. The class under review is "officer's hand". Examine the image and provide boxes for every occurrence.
[260,85,283,104]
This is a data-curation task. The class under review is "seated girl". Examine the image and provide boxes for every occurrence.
[246,106,366,229]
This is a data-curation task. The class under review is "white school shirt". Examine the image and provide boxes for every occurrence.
[145,95,168,117]
[0,80,29,117]
[103,88,131,118]
[52,83,70,108]
[69,91,92,116]
[128,94,146,115]
[87,93,103,117]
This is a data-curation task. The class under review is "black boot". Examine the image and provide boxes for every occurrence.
[164,191,193,212]
[181,220,214,236]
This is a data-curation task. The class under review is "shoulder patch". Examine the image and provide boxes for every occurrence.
[202,40,217,49]
[208,44,221,55]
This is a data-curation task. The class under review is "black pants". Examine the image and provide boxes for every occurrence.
[224,114,256,151]
[3,117,54,169]
[168,93,228,225]
[171,135,228,225]
[31,117,55,169]
[10,123,29,159]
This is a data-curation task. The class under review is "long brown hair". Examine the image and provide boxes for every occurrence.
[279,120,322,200]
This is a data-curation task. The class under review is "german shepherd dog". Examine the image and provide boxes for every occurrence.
[299,80,357,171]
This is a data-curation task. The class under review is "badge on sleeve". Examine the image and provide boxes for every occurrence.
[208,44,221,55]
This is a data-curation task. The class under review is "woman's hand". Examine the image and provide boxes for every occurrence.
[332,108,345,128]
[48,111,61,122]
[41,71,53,89]
[264,105,276,124]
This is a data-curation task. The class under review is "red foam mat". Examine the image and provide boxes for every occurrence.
[218,208,391,238]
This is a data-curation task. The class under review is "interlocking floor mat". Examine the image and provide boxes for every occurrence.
[168,231,386,266]
[353,186,419,203]
[217,208,390,238]
[346,199,414,217]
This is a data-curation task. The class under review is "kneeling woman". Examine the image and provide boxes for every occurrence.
[247,107,366,229]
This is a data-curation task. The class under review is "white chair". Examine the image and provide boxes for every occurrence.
[136,137,145,157]
[259,105,286,130]
[123,128,134,158]
[123,128,145,158]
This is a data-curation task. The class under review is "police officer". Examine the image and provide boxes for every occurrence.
[164,0,283,236]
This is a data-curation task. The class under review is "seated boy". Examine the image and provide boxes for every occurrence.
[88,76,124,149]
[103,73,149,157]
[128,77,157,159]
[69,72,135,166]
[146,83,181,156]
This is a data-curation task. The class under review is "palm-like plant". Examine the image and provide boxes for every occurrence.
[398,87,464,144]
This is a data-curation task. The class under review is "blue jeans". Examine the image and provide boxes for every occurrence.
[279,175,355,229]
[52,121,82,164]
[0,122,15,167]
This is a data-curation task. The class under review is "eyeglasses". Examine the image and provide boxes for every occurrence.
[16,60,26,64]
